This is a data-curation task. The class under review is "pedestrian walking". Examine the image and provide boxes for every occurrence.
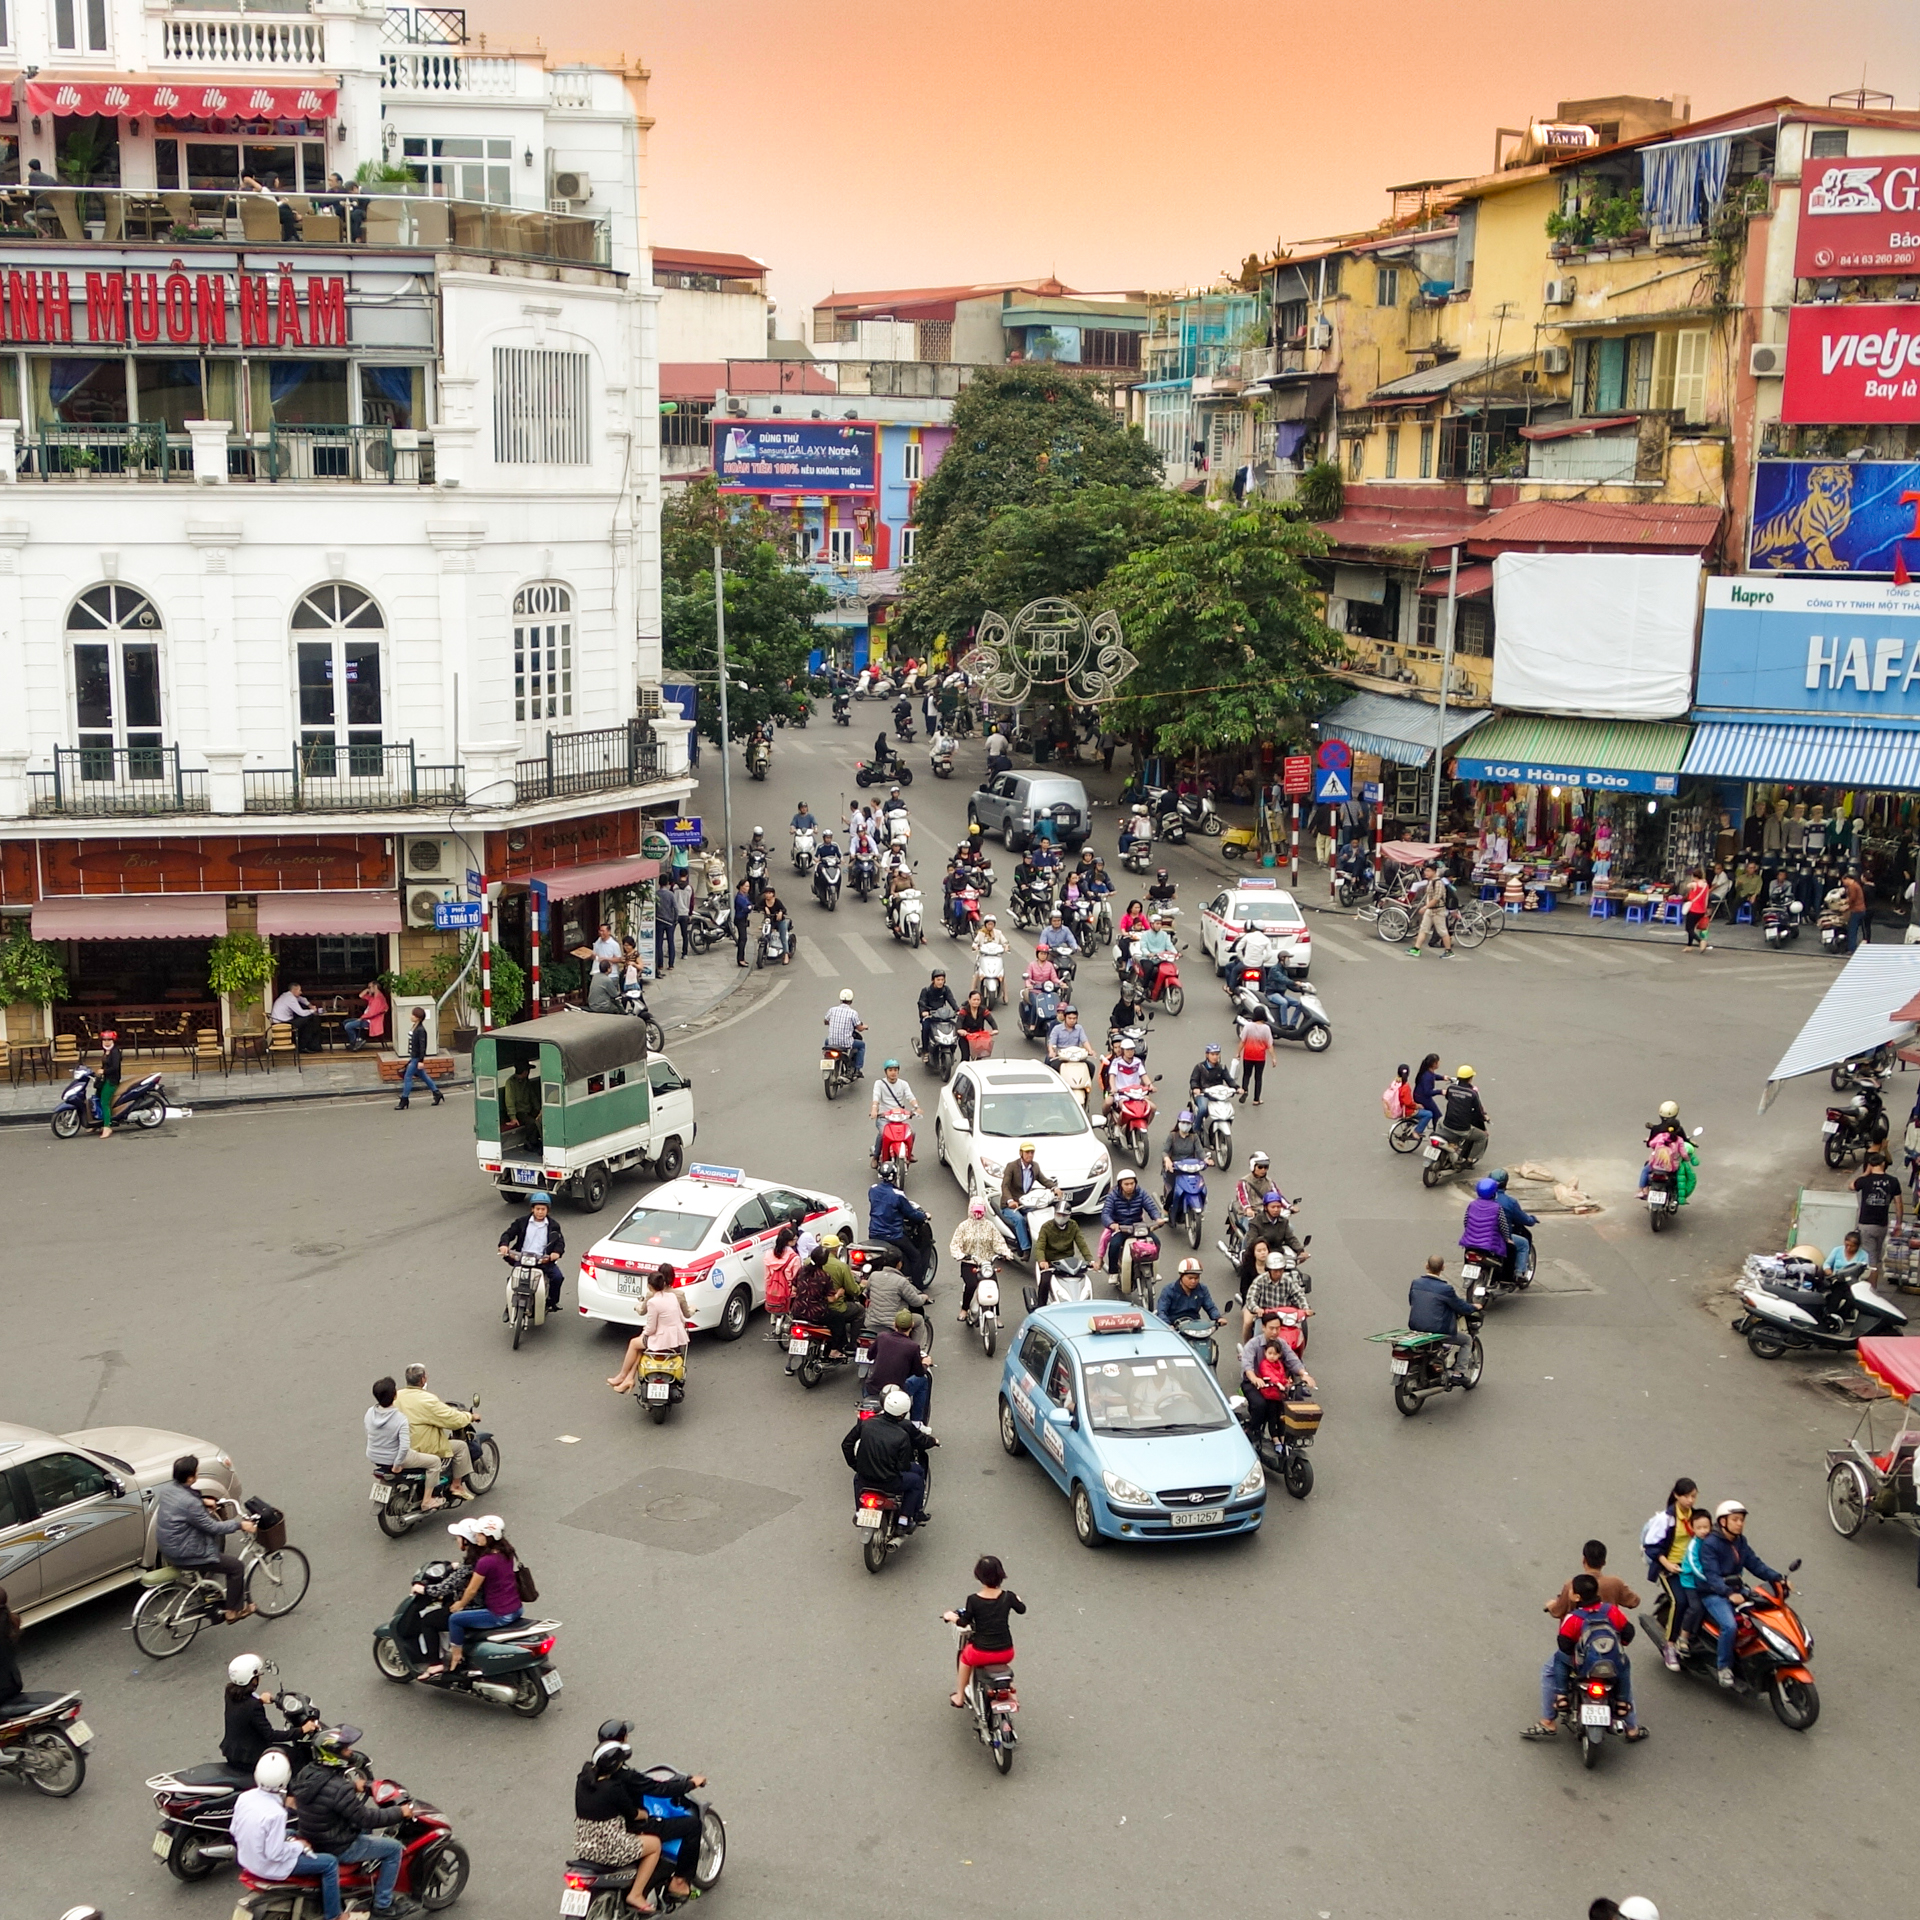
[395,1005,444,1110]
[1853,1149,1904,1279]
[1409,862,1454,957]
[673,874,693,958]
[654,883,678,974]
[1237,1015,1272,1106]
[97,1024,123,1138]
[732,878,753,967]
[1682,868,1711,950]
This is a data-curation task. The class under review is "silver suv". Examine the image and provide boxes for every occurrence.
[968,771,1091,852]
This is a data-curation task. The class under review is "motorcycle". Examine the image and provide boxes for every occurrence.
[755,920,790,968]
[832,690,852,725]
[1640,1563,1818,1729]
[949,1620,1020,1775]
[1025,1252,1094,1314]
[1108,1229,1162,1310]
[1455,1249,1497,1315]
[1121,832,1154,875]
[1378,1314,1484,1415]
[791,828,816,874]
[1332,866,1376,908]
[373,1557,562,1717]
[746,739,771,781]
[877,1113,916,1190]
[947,884,982,939]
[1237,1383,1319,1500]
[1831,1045,1896,1090]
[1153,787,1223,840]
[812,850,843,911]
[1227,970,1331,1053]
[1197,1088,1235,1169]
[51,1065,185,1139]
[1170,1310,1226,1369]
[0,1688,90,1798]
[1128,948,1185,1017]
[370,1396,501,1537]
[1011,875,1055,932]
[1054,1043,1094,1111]
[743,846,770,892]
[617,984,666,1055]
[503,1250,552,1350]
[855,758,913,789]
[893,704,916,743]
[1019,980,1061,1045]
[851,1404,936,1573]
[1762,896,1804,948]
[850,852,876,903]
[1823,1085,1888,1168]
[820,1043,858,1102]
[1418,1129,1476,1190]
[1106,1086,1159,1170]
[886,887,925,947]
[561,1770,726,1916]
[636,1346,687,1424]
[1220,1194,1303,1273]
[963,1261,1003,1355]
[1551,1619,1634,1769]
[1167,1156,1209,1251]
[924,1016,960,1085]
[148,1686,330,1882]
[930,736,956,779]
[975,944,1008,1007]
[1733,1275,1907,1357]
[1646,1126,1703,1232]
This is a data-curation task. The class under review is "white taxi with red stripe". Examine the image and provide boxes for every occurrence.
[1197,880,1311,978]
[575,1164,855,1341]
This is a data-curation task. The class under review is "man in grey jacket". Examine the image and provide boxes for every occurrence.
[154,1454,256,1619]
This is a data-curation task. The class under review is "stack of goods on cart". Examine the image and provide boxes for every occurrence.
[1877,1220,1920,1293]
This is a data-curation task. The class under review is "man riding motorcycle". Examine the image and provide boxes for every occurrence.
[1696,1500,1786,1689]
[1409,1253,1476,1381]
[1031,1200,1094,1307]
[869,1059,920,1171]
[1099,1172,1164,1282]
[232,1749,347,1920]
[916,968,959,1058]
[1155,1256,1223,1331]
[997,1141,1058,1256]
[824,986,867,1080]
[1103,1035,1151,1125]
[292,1725,420,1919]
[1190,1042,1235,1103]
[1133,914,1177,996]
[1488,1170,1536,1286]
[867,1173,932,1293]
[497,1192,567,1317]
[1239,1310,1316,1447]
[1438,1064,1489,1166]
[840,1385,933,1528]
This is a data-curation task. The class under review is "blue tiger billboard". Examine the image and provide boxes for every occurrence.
[1748,458,1920,574]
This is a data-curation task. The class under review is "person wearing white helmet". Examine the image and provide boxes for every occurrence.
[222,1651,319,1775]
[840,1384,931,1527]
[438,1516,523,1675]
[823,985,866,1079]
[1592,1898,1661,1920]
[231,1746,350,1920]
[1155,1255,1223,1332]
[1696,1500,1785,1687]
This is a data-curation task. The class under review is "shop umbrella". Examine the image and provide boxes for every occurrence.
[1856,1336,1920,1401]
[1760,945,1920,1111]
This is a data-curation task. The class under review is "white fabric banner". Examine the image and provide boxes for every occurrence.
[1490,552,1701,718]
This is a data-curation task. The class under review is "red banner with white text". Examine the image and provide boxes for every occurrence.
[25,75,338,119]
[1782,305,1920,424]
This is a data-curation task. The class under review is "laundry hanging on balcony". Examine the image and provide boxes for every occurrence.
[25,75,339,119]
[1638,134,1731,232]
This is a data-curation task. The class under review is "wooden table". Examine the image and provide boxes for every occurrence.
[230,1033,267,1073]
[11,1042,52,1086]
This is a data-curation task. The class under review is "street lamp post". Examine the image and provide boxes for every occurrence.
[1427,545,1460,846]
[714,541,734,890]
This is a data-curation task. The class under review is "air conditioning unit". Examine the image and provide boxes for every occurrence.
[1540,344,1571,374]
[550,169,590,203]
[406,885,456,930]
[724,397,747,415]
[1750,340,1789,377]
[404,836,455,879]
[1543,277,1576,306]
[1309,316,1334,349]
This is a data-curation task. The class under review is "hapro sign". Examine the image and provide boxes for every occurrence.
[1783,306,1920,423]
[1697,575,1920,719]
[1795,154,1920,275]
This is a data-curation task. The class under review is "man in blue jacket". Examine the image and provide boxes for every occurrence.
[1409,1254,1476,1381]
[1099,1172,1164,1282]
[154,1455,257,1621]
[1695,1500,1784,1688]
[1490,1169,1537,1284]
[867,1177,930,1287]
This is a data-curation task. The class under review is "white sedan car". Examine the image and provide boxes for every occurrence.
[576,1165,856,1340]
[933,1059,1111,1216]
[1197,879,1312,978]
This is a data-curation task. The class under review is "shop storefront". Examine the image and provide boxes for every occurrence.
[1687,578,1920,910]
[1317,689,1493,832]
[486,808,661,999]
[1451,714,1698,894]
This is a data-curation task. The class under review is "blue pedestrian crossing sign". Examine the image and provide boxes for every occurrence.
[1312,765,1351,804]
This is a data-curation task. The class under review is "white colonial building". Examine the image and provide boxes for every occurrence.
[0,3,687,1042]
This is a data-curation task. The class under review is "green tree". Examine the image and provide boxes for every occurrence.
[1097,499,1346,758]
[661,477,830,743]
[895,367,1160,654]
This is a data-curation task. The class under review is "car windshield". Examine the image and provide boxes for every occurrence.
[980,1090,1088,1138]
[604,1207,716,1253]
[1237,900,1303,927]
[1078,1353,1231,1434]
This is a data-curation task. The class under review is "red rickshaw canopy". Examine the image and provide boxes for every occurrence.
[1857,1336,1920,1401]
[1380,842,1446,868]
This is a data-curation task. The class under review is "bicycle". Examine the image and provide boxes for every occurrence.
[131,1502,310,1659]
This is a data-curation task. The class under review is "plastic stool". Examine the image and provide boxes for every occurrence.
[1589,896,1612,919]
[1625,903,1647,925]
[1537,889,1557,913]
[1479,882,1498,901]
[1656,900,1683,926]
[1736,902,1753,924]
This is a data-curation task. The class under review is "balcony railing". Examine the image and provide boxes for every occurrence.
[29,745,207,817]
[516,722,663,805]
[244,743,463,814]
[1,188,609,265]
[380,50,518,95]
[14,425,435,486]
[160,17,328,68]
[385,7,469,44]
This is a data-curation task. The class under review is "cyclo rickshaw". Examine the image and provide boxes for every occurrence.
[1824,1335,1920,1546]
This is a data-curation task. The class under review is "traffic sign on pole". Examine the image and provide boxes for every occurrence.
[1312,766,1352,804]
[1315,737,1352,771]
[1281,753,1312,799]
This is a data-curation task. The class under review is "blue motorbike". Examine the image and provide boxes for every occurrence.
[560,1768,726,1915]
[1019,982,1061,1045]
[1166,1155,1209,1251]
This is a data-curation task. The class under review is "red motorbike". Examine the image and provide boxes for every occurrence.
[877,1113,916,1188]
[232,1777,469,1916]
[947,885,982,939]
[1132,950,1185,1016]
[1106,1089,1157,1170]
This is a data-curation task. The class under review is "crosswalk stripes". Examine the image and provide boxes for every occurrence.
[1481,943,1523,965]
[1308,924,1371,964]
[839,931,894,975]
[800,941,836,978]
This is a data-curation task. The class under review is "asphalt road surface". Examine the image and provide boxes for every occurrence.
[6,719,1912,1920]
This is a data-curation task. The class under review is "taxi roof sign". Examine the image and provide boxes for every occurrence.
[688,1163,746,1186]
[1235,878,1280,889]
[1088,1312,1145,1333]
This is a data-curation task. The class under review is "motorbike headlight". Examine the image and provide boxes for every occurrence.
[1235,1462,1266,1500]
[1753,1621,1799,1662]
[1101,1469,1151,1507]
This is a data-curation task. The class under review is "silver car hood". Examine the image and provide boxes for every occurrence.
[64,1426,242,1498]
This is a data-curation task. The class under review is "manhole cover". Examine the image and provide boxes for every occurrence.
[564,1467,799,1557]
[293,1244,345,1258]
[643,1493,724,1526]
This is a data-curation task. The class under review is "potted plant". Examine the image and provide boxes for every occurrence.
[0,922,68,1042]
[207,929,276,1040]
[69,446,99,482]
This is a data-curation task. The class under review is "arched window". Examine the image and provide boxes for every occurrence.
[513,583,573,723]
[292,584,386,776]
[68,585,165,777]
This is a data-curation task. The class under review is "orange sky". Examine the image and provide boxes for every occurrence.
[473,0,1916,321]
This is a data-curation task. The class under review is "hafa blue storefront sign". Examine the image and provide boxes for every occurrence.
[1697,575,1920,721]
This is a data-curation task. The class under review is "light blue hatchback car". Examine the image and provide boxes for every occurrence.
[996,1302,1265,1546]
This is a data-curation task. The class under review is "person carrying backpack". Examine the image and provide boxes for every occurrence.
[1523,1572,1647,1741]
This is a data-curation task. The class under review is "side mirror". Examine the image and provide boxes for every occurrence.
[1302,1233,1313,1247]
[1787,1557,1802,1573]
[106,1476,127,1499]
[1222,1294,1240,1312]
[1692,1126,1705,1139]
[1048,1406,1073,1428]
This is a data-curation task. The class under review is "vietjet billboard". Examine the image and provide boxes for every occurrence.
[1794,155,1920,275]
[1782,305,1920,422]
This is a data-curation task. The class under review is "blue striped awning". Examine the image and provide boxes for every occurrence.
[1318,691,1492,767]
[1682,722,1920,790]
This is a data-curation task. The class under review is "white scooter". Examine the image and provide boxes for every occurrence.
[888,887,925,948]
[791,827,816,874]
[1054,1043,1094,1111]
[975,943,1008,1006]
[930,733,957,779]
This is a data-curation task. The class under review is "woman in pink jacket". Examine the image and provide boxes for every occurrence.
[344,980,389,1051]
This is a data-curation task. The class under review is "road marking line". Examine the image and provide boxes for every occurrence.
[800,941,835,978]
[840,931,893,975]
[1508,941,1572,965]
[1481,944,1522,964]
[1310,928,1370,964]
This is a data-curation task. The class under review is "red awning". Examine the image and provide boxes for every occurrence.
[1417,563,1495,598]
[26,74,339,118]
[531,857,660,900]
[256,891,401,937]
[1517,415,1637,442]
[1465,499,1724,556]
[32,894,229,939]
[1857,1336,1920,1401]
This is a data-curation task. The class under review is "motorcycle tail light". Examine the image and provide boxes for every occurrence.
[565,1871,596,1890]
[532,1637,556,1657]
[858,1489,889,1507]
[1586,1681,1607,1697]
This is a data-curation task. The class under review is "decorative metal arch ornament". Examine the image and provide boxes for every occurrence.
[958,595,1138,708]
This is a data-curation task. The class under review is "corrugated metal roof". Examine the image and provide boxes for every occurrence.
[1320,691,1492,766]
[1463,713,1692,773]
[1465,499,1723,553]
[1368,352,1533,403]
[1683,722,1920,789]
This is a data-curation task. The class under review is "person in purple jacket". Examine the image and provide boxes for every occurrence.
[1460,1177,1511,1260]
